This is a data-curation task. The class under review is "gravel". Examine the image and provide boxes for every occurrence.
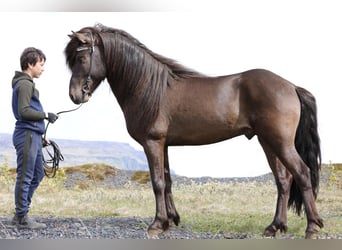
[1,216,341,239]
[0,216,259,239]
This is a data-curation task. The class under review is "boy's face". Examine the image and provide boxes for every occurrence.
[28,59,45,79]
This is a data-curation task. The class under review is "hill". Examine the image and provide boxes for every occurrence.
[2,132,339,183]
[0,133,148,171]
[61,162,338,188]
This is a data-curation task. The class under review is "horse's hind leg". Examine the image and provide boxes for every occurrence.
[164,146,180,227]
[259,136,323,238]
[276,146,323,238]
[259,138,293,237]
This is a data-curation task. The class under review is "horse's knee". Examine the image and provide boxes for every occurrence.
[152,178,166,194]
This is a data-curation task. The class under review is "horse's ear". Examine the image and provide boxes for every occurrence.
[68,31,77,39]
[68,31,91,44]
[68,31,75,39]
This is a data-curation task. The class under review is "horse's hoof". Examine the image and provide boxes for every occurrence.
[146,227,163,239]
[263,225,277,238]
[263,230,276,238]
[305,231,319,239]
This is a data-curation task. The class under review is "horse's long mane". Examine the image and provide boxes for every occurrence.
[96,24,203,79]
[66,24,204,131]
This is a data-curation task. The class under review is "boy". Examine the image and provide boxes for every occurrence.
[11,47,58,229]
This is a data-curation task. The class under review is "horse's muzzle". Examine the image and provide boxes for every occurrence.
[69,88,90,104]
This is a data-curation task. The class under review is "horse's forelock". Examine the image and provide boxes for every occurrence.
[65,26,101,68]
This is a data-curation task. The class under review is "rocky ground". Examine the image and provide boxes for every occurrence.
[0,216,259,239]
[1,215,341,239]
[1,167,340,239]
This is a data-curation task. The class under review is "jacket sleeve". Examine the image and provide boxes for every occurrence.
[17,81,46,121]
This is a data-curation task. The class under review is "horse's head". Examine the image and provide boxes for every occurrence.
[65,29,106,104]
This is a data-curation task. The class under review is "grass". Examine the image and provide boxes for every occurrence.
[0,162,341,238]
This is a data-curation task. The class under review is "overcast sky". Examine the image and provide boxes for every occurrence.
[1,2,341,177]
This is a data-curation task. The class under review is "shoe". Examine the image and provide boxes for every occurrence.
[17,214,47,229]
[11,213,17,225]
[11,213,18,226]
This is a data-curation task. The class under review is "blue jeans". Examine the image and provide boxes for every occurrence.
[13,129,44,217]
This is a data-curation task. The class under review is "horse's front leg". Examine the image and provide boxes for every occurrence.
[143,138,169,237]
[164,146,180,226]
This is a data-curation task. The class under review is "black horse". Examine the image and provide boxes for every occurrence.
[65,24,323,238]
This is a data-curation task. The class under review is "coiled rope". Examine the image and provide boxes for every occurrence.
[43,104,83,178]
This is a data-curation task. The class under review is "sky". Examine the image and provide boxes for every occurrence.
[1,1,341,177]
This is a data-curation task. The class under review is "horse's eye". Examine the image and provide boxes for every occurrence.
[77,55,87,64]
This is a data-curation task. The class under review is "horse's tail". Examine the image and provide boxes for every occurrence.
[290,87,321,215]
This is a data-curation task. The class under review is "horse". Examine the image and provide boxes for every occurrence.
[64,24,323,239]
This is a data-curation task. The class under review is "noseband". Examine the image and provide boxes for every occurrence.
[76,32,95,96]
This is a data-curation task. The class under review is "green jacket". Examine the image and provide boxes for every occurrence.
[12,71,46,134]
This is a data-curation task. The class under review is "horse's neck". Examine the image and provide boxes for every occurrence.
[108,79,128,107]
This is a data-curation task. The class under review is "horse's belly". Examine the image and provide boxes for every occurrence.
[165,74,251,145]
[166,120,246,146]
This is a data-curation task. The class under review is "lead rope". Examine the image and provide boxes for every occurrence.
[43,104,83,178]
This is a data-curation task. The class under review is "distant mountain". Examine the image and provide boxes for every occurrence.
[0,133,148,171]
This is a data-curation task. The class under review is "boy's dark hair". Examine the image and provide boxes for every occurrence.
[20,47,46,71]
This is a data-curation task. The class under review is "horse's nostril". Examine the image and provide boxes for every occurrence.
[82,84,90,94]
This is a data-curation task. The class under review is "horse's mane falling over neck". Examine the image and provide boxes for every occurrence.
[94,24,204,131]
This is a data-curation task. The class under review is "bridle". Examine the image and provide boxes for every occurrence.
[76,32,95,96]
